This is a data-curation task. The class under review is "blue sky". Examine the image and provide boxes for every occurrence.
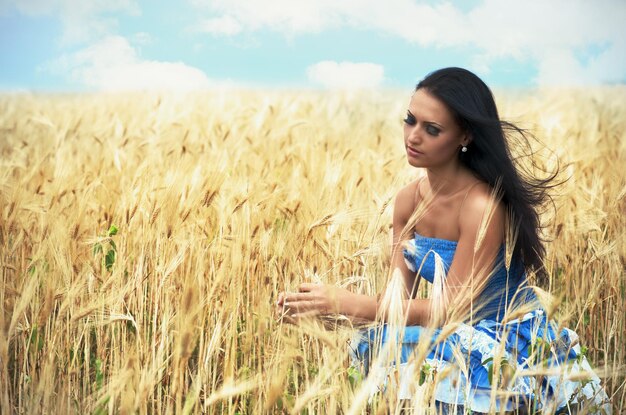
[1,0,625,92]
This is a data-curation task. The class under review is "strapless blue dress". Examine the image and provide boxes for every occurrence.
[349,233,611,414]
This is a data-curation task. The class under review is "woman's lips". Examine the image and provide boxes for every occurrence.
[406,146,424,157]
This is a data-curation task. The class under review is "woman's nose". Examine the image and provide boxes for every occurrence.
[407,125,422,144]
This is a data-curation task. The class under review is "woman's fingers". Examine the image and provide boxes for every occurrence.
[298,282,321,292]
[283,292,313,303]
[283,300,317,312]
[275,302,320,325]
[276,292,285,306]
[291,310,320,320]
[275,284,330,322]
[280,311,318,324]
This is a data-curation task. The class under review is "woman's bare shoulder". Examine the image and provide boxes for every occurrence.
[459,182,506,238]
[393,178,422,224]
[463,182,504,211]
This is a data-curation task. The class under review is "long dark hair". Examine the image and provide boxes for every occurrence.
[415,67,560,285]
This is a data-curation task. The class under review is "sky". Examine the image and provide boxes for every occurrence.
[1,0,625,92]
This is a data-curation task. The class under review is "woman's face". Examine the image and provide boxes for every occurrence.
[403,88,470,170]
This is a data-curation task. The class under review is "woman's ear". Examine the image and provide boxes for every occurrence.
[462,132,472,146]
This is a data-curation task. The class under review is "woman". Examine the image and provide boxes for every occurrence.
[276,67,610,414]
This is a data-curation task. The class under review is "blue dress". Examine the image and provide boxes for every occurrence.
[349,233,611,414]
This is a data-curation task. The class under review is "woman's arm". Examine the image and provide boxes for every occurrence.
[277,283,432,325]
[391,179,422,298]
[277,180,424,323]
[435,186,505,324]
[371,179,432,325]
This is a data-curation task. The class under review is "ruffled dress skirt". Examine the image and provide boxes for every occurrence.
[349,309,611,414]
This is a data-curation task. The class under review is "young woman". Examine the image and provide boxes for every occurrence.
[276,67,610,414]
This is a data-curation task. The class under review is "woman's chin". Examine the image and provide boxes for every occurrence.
[407,158,425,168]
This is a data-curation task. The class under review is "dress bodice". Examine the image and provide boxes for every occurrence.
[402,232,537,321]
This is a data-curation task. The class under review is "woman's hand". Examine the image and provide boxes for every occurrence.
[276,283,351,322]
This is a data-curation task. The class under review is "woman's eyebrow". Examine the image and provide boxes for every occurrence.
[407,110,444,128]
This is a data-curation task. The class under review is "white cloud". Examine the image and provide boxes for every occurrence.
[132,31,152,45]
[42,36,215,92]
[189,0,626,85]
[2,0,140,45]
[306,61,385,89]
[195,15,243,36]
[188,0,344,35]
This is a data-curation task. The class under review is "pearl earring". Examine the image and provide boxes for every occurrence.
[461,145,468,153]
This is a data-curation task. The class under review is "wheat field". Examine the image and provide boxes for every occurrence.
[0,87,624,414]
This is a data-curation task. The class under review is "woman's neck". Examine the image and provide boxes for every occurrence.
[424,162,473,196]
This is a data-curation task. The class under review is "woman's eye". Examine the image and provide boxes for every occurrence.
[403,115,416,125]
[426,125,440,136]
